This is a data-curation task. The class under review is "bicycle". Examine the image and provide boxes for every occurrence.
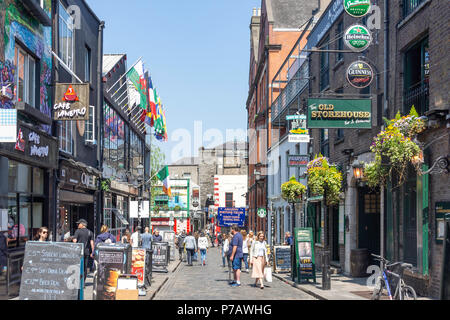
[371,254,417,300]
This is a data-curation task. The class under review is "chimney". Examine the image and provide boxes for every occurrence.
[253,7,257,16]
[257,8,261,16]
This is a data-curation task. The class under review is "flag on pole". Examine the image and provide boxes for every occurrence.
[148,77,157,126]
[156,166,172,197]
[126,60,148,109]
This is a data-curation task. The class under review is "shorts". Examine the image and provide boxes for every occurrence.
[232,257,243,270]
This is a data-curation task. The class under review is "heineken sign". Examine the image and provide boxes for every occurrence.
[344,25,372,52]
[346,61,374,88]
[344,0,371,17]
[307,98,372,129]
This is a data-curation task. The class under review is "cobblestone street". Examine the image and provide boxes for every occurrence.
[153,246,316,300]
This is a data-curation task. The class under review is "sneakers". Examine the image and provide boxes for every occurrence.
[230,282,241,287]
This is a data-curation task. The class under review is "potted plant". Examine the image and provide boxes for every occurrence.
[100,178,111,192]
[306,155,343,206]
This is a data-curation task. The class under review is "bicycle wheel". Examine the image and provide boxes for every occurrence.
[400,285,417,300]
[371,277,384,300]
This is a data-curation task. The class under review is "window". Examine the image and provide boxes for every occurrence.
[336,21,344,62]
[59,120,73,154]
[85,105,95,142]
[321,129,329,157]
[85,46,91,82]
[404,37,429,115]
[59,1,74,70]
[403,0,426,18]
[286,151,290,181]
[14,45,36,107]
[226,193,234,208]
[320,36,330,91]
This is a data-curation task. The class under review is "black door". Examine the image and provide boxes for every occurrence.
[332,207,339,261]
[358,187,380,262]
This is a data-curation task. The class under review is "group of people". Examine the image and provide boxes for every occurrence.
[175,230,210,266]
[220,226,269,289]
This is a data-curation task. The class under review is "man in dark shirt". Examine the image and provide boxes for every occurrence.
[73,219,94,282]
[228,225,243,287]
[152,229,163,242]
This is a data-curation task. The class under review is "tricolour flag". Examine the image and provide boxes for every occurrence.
[156,166,171,197]
[127,60,148,109]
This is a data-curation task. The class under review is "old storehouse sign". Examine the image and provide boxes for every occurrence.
[344,25,372,52]
[307,98,372,129]
[53,84,90,121]
[344,0,371,17]
[347,61,374,88]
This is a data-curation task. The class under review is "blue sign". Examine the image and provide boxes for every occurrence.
[217,207,246,227]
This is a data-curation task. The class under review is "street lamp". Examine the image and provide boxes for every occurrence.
[254,170,261,232]
[136,163,144,229]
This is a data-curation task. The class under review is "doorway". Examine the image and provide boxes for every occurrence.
[358,187,380,264]
[332,207,339,262]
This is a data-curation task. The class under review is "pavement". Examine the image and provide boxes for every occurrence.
[272,270,434,300]
[153,246,316,300]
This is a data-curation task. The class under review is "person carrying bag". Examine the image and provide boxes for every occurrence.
[249,231,270,289]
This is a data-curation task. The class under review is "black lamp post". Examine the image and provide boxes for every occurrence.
[136,163,145,229]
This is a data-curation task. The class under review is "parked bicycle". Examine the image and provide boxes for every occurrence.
[371,254,417,300]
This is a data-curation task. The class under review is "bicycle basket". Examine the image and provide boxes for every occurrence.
[386,264,404,294]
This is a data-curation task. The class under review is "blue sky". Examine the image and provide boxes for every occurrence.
[87,0,260,163]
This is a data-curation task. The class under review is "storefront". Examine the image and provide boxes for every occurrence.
[0,122,57,298]
[56,160,100,242]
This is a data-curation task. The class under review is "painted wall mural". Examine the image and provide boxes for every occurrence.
[1,0,52,133]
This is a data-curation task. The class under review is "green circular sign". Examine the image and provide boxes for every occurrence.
[343,0,371,17]
[257,208,267,218]
[344,25,372,52]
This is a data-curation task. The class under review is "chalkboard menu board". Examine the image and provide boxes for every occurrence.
[152,242,169,273]
[294,228,316,282]
[274,246,291,272]
[19,241,83,300]
[94,243,131,300]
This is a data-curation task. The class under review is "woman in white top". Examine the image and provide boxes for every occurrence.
[249,231,269,289]
[241,230,249,273]
[198,232,209,266]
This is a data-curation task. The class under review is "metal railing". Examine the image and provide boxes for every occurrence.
[403,0,427,18]
[271,61,309,121]
[403,79,429,115]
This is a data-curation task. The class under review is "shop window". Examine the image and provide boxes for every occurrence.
[85,46,91,83]
[58,1,74,70]
[404,37,429,115]
[59,120,73,154]
[403,0,427,18]
[14,45,36,108]
[32,168,44,195]
[335,21,344,63]
[226,193,233,208]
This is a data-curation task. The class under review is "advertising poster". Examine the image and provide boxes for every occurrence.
[131,248,146,287]
[294,227,316,282]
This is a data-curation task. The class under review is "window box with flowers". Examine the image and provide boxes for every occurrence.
[364,106,426,188]
[306,155,343,206]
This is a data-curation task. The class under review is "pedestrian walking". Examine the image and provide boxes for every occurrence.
[228,225,244,287]
[241,230,250,273]
[122,228,131,244]
[176,231,186,261]
[193,231,199,262]
[131,226,141,248]
[72,219,94,282]
[141,227,152,249]
[183,231,197,266]
[284,232,293,246]
[94,225,116,248]
[250,231,269,289]
[198,232,209,266]
[33,227,49,242]
[152,228,163,242]
[221,233,229,267]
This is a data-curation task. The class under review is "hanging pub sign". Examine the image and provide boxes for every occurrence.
[307,98,372,129]
[343,0,371,17]
[286,114,310,143]
[344,25,372,52]
[53,83,90,121]
[346,60,374,89]
[288,155,310,167]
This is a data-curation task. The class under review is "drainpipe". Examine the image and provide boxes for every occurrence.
[97,21,105,235]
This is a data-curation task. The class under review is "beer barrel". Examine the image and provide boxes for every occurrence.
[350,248,369,277]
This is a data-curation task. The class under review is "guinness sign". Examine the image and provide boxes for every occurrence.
[346,61,374,88]
[344,25,372,52]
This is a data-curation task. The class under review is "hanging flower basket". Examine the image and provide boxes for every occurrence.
[281,176,306,204]
[364,106,426,188]
[306,155,343,206]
